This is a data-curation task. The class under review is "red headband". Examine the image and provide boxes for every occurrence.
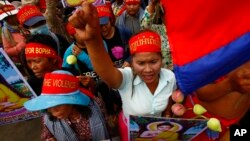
[129,31,161,55]
[125,0,140,5]
[25,42,57,58]
[42,73,79,94]
[96,5,112,18]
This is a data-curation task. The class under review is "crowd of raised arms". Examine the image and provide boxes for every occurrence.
[0,0,249,141]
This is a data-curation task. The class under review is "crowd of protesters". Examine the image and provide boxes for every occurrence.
[0,0,249,141]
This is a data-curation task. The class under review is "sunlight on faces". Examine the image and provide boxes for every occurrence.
[132,52,162,84]
[48,105,74,119]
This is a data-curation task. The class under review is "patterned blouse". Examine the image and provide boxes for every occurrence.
[41,97,108,141]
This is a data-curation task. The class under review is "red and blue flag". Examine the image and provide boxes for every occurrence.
[161,0,250,94]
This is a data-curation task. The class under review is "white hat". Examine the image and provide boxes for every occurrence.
[0,1,18,20]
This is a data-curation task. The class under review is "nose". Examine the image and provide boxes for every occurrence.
[144,64,152,72]
[48,107,58,114]
[30,62,37,70]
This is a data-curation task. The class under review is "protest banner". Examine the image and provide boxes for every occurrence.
[129,115,207,141]
[0,48,41,126]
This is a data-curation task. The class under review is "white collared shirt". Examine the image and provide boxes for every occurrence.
[117,67,176,118]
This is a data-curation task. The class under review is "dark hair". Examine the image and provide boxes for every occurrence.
[26,34,58,50]
[157,122,174,128]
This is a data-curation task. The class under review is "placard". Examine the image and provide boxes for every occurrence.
[0,48,41,126]
[129,115,208,141]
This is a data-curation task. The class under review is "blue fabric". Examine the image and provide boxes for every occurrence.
[115,7,144,35]
[44,114,79,141]
[62,41,108,70]
[62,43,93,71]
[89,100,110,141]
[24,90,90,111]
[24,70,91,111]
[174,32,250,94]
[3,22,19,33]
[24,16,46,26]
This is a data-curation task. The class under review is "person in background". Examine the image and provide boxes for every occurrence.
[68,2,176,140]
[115,0,144,35]
[141,0,173,70]
[96,3,131,68]
[0,0,27,74]
[20,34,62,95]
[24,70,111,141]
[63,19,122,139]
[17,5,69,58]
[21,0,46,13]
[44,0,73,43]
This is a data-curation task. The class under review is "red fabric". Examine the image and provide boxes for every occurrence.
[161,0,250,66]
[182,94,240,140]
[17,5,43,26]
[96,4,112,18]
[39,0,46,9]
[65,22,76,36]
[79,88,95,99]
[118,111,128,141]
[129,31,161,55]
[125,0,140,5]
[25,43,57,58]
[42,73,79,94]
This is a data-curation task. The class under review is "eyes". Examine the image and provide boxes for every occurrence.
[136,59,159,66]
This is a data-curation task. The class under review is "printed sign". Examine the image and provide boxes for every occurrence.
[0,48,41,126]
[129,115,208,141]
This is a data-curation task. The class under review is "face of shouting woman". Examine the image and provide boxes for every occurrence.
[132,52,162,86]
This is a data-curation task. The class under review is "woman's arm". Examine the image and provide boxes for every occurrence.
[68,1,123,89]
[2,33,26,56]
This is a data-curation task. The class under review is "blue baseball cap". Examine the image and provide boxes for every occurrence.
[99,16,109,25]
[24,15,46,26]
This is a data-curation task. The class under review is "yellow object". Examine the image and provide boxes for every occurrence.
[155,131,179,141]
[66,0,95,7]
[207,118,222,132]
[88,0,96,3]
[66,55,77,65]
[66,0,82,6]
[193,104,207,115]
[0,84,20,103]
[0,83,28,112]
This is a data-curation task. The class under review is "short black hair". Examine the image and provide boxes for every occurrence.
[157,122,174,128]
[25,34,58,51]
